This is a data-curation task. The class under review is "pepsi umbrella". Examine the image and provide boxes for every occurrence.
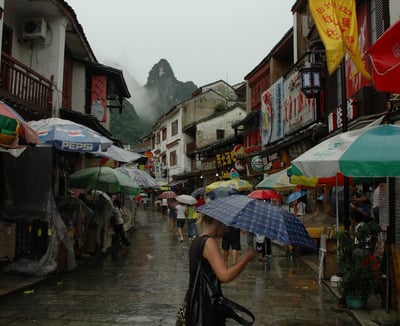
[287,190,307,204]
[197,195,316,250]
[28,117,112,152]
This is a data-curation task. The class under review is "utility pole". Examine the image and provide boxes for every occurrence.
[340,60,350,231]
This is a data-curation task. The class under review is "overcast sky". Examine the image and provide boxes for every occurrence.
[67,0,295,88]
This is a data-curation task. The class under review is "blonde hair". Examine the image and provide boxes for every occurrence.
[196,213,213,225]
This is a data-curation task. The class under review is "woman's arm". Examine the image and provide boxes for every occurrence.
[203,237,255,284]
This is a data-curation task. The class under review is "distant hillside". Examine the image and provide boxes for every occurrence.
[109,99,151,148]
[145,58,198,116]
[110,59,198,148]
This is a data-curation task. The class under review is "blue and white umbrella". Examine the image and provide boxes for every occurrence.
[197,195,316,250]
[116,166,159,189]
[28,117,112,152]
[205,187,239,200]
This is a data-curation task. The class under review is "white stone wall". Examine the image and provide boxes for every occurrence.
[196,106,246,149]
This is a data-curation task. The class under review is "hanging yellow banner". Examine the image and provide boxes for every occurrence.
[309,0,371,79]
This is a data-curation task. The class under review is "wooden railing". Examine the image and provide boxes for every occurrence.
[0,52,53,117]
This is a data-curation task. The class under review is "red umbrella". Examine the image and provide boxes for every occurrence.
[248,189,280,200]
[159,190,177,199]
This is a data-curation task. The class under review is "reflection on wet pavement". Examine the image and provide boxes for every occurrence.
[0,207,357,325]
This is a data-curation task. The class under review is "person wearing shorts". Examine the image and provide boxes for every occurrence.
[222,227,241,265]
[175,202,187,243]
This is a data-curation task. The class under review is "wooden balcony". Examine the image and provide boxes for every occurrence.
[0,52,53,118]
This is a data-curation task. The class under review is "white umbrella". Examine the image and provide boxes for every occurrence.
[176,194,197,205]
[91,145,143,163]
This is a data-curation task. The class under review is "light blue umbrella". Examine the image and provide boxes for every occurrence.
[197,195,316,250]
[286,190,307,204]
[191,187,204,198]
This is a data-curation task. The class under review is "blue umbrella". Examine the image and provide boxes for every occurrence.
[197,195,316,250]
[287,190,307,204]
[205,187,239,200]
[191,187,204,198]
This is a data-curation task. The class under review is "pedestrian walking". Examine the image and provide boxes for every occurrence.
[161,198,168,216]
[182,214,255,325]
[168,198,177,229]
[186,204,197,240]
[222,227,241,265]
[112,199,130,246]
[142,195,149,209]
[255,234,266,261]
[175,201,187,243]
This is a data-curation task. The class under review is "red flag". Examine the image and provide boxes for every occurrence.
[367,20,400,93]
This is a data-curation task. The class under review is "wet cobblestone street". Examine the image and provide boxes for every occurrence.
[0,207,358,325]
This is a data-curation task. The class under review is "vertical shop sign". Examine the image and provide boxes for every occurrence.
[261,78,284,146]
[283,70,317,135]
[91,76,107,122]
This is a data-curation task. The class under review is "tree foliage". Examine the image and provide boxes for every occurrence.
[109,99,151,148]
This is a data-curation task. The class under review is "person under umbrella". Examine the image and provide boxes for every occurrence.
[183,214,255,324]
[112,199,130,247]
[175,201,187,243]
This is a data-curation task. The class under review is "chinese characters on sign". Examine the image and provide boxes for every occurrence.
[309,0,370,78]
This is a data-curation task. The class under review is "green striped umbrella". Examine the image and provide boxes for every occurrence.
[69,167,140,195]
[292,122,400,178]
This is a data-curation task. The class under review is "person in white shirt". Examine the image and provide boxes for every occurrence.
[296,199,306,217]
[112,199,130,246]
[161,198,168,216]
[175,202,187,243]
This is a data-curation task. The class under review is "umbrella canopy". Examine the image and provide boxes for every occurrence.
[28,117,112,153]
[159,190,177,199]
[248,189,280,200]
[255,168,296,191]
[91,145,143,163]
[367,19,400,93]
[89,189,113,206]
[191,187,204,198]
[291,118,400,178]
[197,195,316,250]
[287,190,307,204]
[116,166,159,189]
[0,100,39,149]
[205,187,239,200]
[205,179,253,192]
[176,194,198,205]
[69,167,140,195]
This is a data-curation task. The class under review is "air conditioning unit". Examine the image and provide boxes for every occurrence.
[22,18,47,40]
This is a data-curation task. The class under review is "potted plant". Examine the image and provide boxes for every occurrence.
[336,221,381,309]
